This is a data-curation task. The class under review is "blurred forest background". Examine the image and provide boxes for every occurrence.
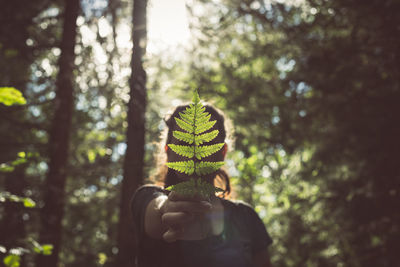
[0,0,399,266]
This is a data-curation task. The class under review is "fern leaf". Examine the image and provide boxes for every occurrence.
[195,143,225,160]
[166,160,194,175]
[165,90,227,197]
[166,178,224,198]
[196,179,224,198]
[165,179,196,196]
[195,161,225,176]
[175,117,194,133]
[173,131,194,144]
[195,120,216,134]
[196,113,211,125]
[185,104,196,116]
[196,104,206,114]
[195,130,219,145]
[179,111,194,125]
[168,144,194,158]
[192,90,200,104]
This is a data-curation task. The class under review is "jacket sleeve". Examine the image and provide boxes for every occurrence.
[238,202,273,254]
[130,185,166,242]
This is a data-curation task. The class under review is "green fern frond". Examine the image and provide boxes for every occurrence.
[195,130,219,145]
[168,144,194,158]
[165,178,224,199]
[175,117,194,133]
[195,161,225,176]
[192,90,200,104]
[165,90,226,198]
[196,113,211,125]
[173,131,194,144]
[195,179,224,198]
[179,111,193,124]
[166,160,194,175]
[195,143,225,160]
[195,120,216,135]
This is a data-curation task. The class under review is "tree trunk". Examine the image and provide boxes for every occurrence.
[116,0,147,266]
[35,0,79,266]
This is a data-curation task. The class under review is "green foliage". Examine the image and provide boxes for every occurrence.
[0,192,36,208]
[1,0,398,266]
[0,151,29,172]
[32,241,53,255]
[1,239,53,267]
[166,160,195,175]
[194,143,225,160]
[166,90,225,197]
[3,254,20,267]
[165,178,224,199]
[0,87,26,106]
[187,0,400,266]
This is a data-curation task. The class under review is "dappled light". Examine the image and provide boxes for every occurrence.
[1,0,399,266]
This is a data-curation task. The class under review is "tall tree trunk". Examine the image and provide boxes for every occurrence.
[116,0,147,266]
[35,0,79,266]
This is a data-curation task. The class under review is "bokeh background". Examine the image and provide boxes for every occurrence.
[0,0,399,266]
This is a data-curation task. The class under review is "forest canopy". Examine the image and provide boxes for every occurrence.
[0,0,399,266]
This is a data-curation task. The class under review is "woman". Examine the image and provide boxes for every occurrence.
[131,104,273,267]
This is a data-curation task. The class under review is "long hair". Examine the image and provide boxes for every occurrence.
[154,103,234,197]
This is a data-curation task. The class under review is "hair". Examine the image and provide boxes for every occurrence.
[152,102,235,198]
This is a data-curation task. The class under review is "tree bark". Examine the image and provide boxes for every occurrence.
[35,0,79,266]
[116,0,147,266]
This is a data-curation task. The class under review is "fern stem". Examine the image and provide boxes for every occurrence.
[193,103,197,177]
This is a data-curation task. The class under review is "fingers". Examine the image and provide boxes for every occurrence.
[163,227,184,243]
[161,212,193,227]
[161,212,190,243]
[168,191,209,202]
[168,200,212,213]
[160,193,212,243]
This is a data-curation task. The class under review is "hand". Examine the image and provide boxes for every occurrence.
[159,191,212,242]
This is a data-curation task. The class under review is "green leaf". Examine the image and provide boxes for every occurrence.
[166,178,224,198]
[31,241,53,255]
[0,192,36,208]
[168,144,194,158]
[98,252,107,265]
[166,179,196,195]
[87,150,96,163]
[173,131,194,144]
[3,254,20,267]
[166,160,195,175]
[195,130,219,145]
[23,198,36,208]
[179,111,194,124]
[0,87,26,106]
[195,161,225,176]
[11,158,27,166]
[165,90,225,197]
[195,143,225,160]
[0,164,14,172]
[41,244,53,255]
[192,89,200,104]
[195,120,216,134]
[196,113,211,125]
[175,117,194,133]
